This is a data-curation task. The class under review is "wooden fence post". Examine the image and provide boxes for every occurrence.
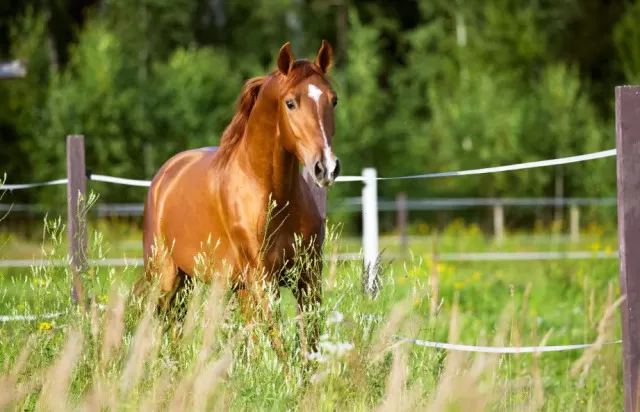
[67,135,87,308]
[493,203,504,245]
[616,85,640,412]
[569,205,580,244]
[396,192,408,257]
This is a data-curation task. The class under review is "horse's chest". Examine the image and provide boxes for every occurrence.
[264,230,298,269]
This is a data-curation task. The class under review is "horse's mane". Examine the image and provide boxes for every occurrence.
[216,60,326,157]
[216,75,266,154]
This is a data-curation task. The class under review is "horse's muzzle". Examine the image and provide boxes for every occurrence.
[313,157,341,187]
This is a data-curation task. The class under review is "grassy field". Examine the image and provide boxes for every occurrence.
[0,217,624,411]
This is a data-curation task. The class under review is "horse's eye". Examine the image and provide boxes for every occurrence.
[286,100,295,110]
[332,97,338,107]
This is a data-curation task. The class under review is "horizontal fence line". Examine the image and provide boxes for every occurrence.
[375,149,617,181]
[0,197,619,215]
[0,148,617,191]
[0,178,68,191]
[397,336,622,353]
[0,250,619,268]
[0,308,621,355]
[0,311,67,322]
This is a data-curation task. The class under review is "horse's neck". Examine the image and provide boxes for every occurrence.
[241,82,300,202]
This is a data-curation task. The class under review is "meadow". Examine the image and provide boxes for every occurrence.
[0,214,624,411]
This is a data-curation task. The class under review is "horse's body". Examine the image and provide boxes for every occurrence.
[137,41,340,358]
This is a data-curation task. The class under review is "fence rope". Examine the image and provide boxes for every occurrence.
[89,148,616,185]
[396,336,622,353]
[0,306,621,355]
[0,148,617,190]
[374,148,617,181]
[0,178,68,191]
[90,174,152,187]
[0,311,67,322]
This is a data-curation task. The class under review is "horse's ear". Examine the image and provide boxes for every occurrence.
[277,42,295,76]
[315,40,333,73]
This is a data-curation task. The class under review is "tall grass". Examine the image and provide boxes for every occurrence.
[0,211,625,411]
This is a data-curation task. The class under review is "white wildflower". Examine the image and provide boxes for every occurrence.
[327,311,344,325]
[310,370,330,384]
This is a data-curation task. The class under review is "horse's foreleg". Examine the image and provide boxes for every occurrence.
[237,280,286,360]
[137,238,181,314]
[295,263,323,358]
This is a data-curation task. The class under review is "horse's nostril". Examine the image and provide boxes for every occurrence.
[314,161,324,179]
[332,158,341,179]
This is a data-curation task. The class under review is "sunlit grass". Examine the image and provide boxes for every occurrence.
[0,210,625,410]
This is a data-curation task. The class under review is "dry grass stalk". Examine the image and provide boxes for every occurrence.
[371,289,426,362]
[528,324,554,412]
[0,338,36,409]
[589,289,596,329]
[326,244,339,291]
[35,329,84,412]
[138,375,172,412]
[520,282,532,330]
[374,344,412,411]
[426,296,516,412]
[190,346,233,412]
[429,231,440,320]
[570,283,625,380]
[101,280,126,368]
[118,287,162,397]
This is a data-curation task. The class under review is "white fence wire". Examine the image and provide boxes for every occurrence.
[0,147,622,353]
[0,148,617,190]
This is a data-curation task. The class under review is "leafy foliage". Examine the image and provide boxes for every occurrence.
[0,0,633,226]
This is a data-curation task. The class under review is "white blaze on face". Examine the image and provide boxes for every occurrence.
[307,83,336,173]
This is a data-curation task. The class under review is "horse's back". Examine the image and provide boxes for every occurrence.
[142,147,219,267]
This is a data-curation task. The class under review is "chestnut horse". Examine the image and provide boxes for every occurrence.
[136,40,340,358]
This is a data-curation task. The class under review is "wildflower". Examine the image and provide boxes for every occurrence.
[307,351,330,363]
[604,246,613,255]
[310,370,330,383]
[319,340,354,356]
[454,281,464,290]
[327,311,344,325]
[39,322,52,331]
[472,272,481,281]
[590,242,601,252]
[437,263,446,274]
[32,278,46,287]
[395,276,406,285]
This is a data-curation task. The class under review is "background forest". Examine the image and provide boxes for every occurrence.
[1,0,638,232]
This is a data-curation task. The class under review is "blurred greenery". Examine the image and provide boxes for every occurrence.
[0,0,633,233]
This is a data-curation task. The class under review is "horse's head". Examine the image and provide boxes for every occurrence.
[275,40,341,188]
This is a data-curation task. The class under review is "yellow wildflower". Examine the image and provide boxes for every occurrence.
[32,278,46,287]
[39,322,52,331]
[590,242,601,252]
[454,281,465,290]
[472,272,481,281]
[396,276,406,285]
[604,246,613,255]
